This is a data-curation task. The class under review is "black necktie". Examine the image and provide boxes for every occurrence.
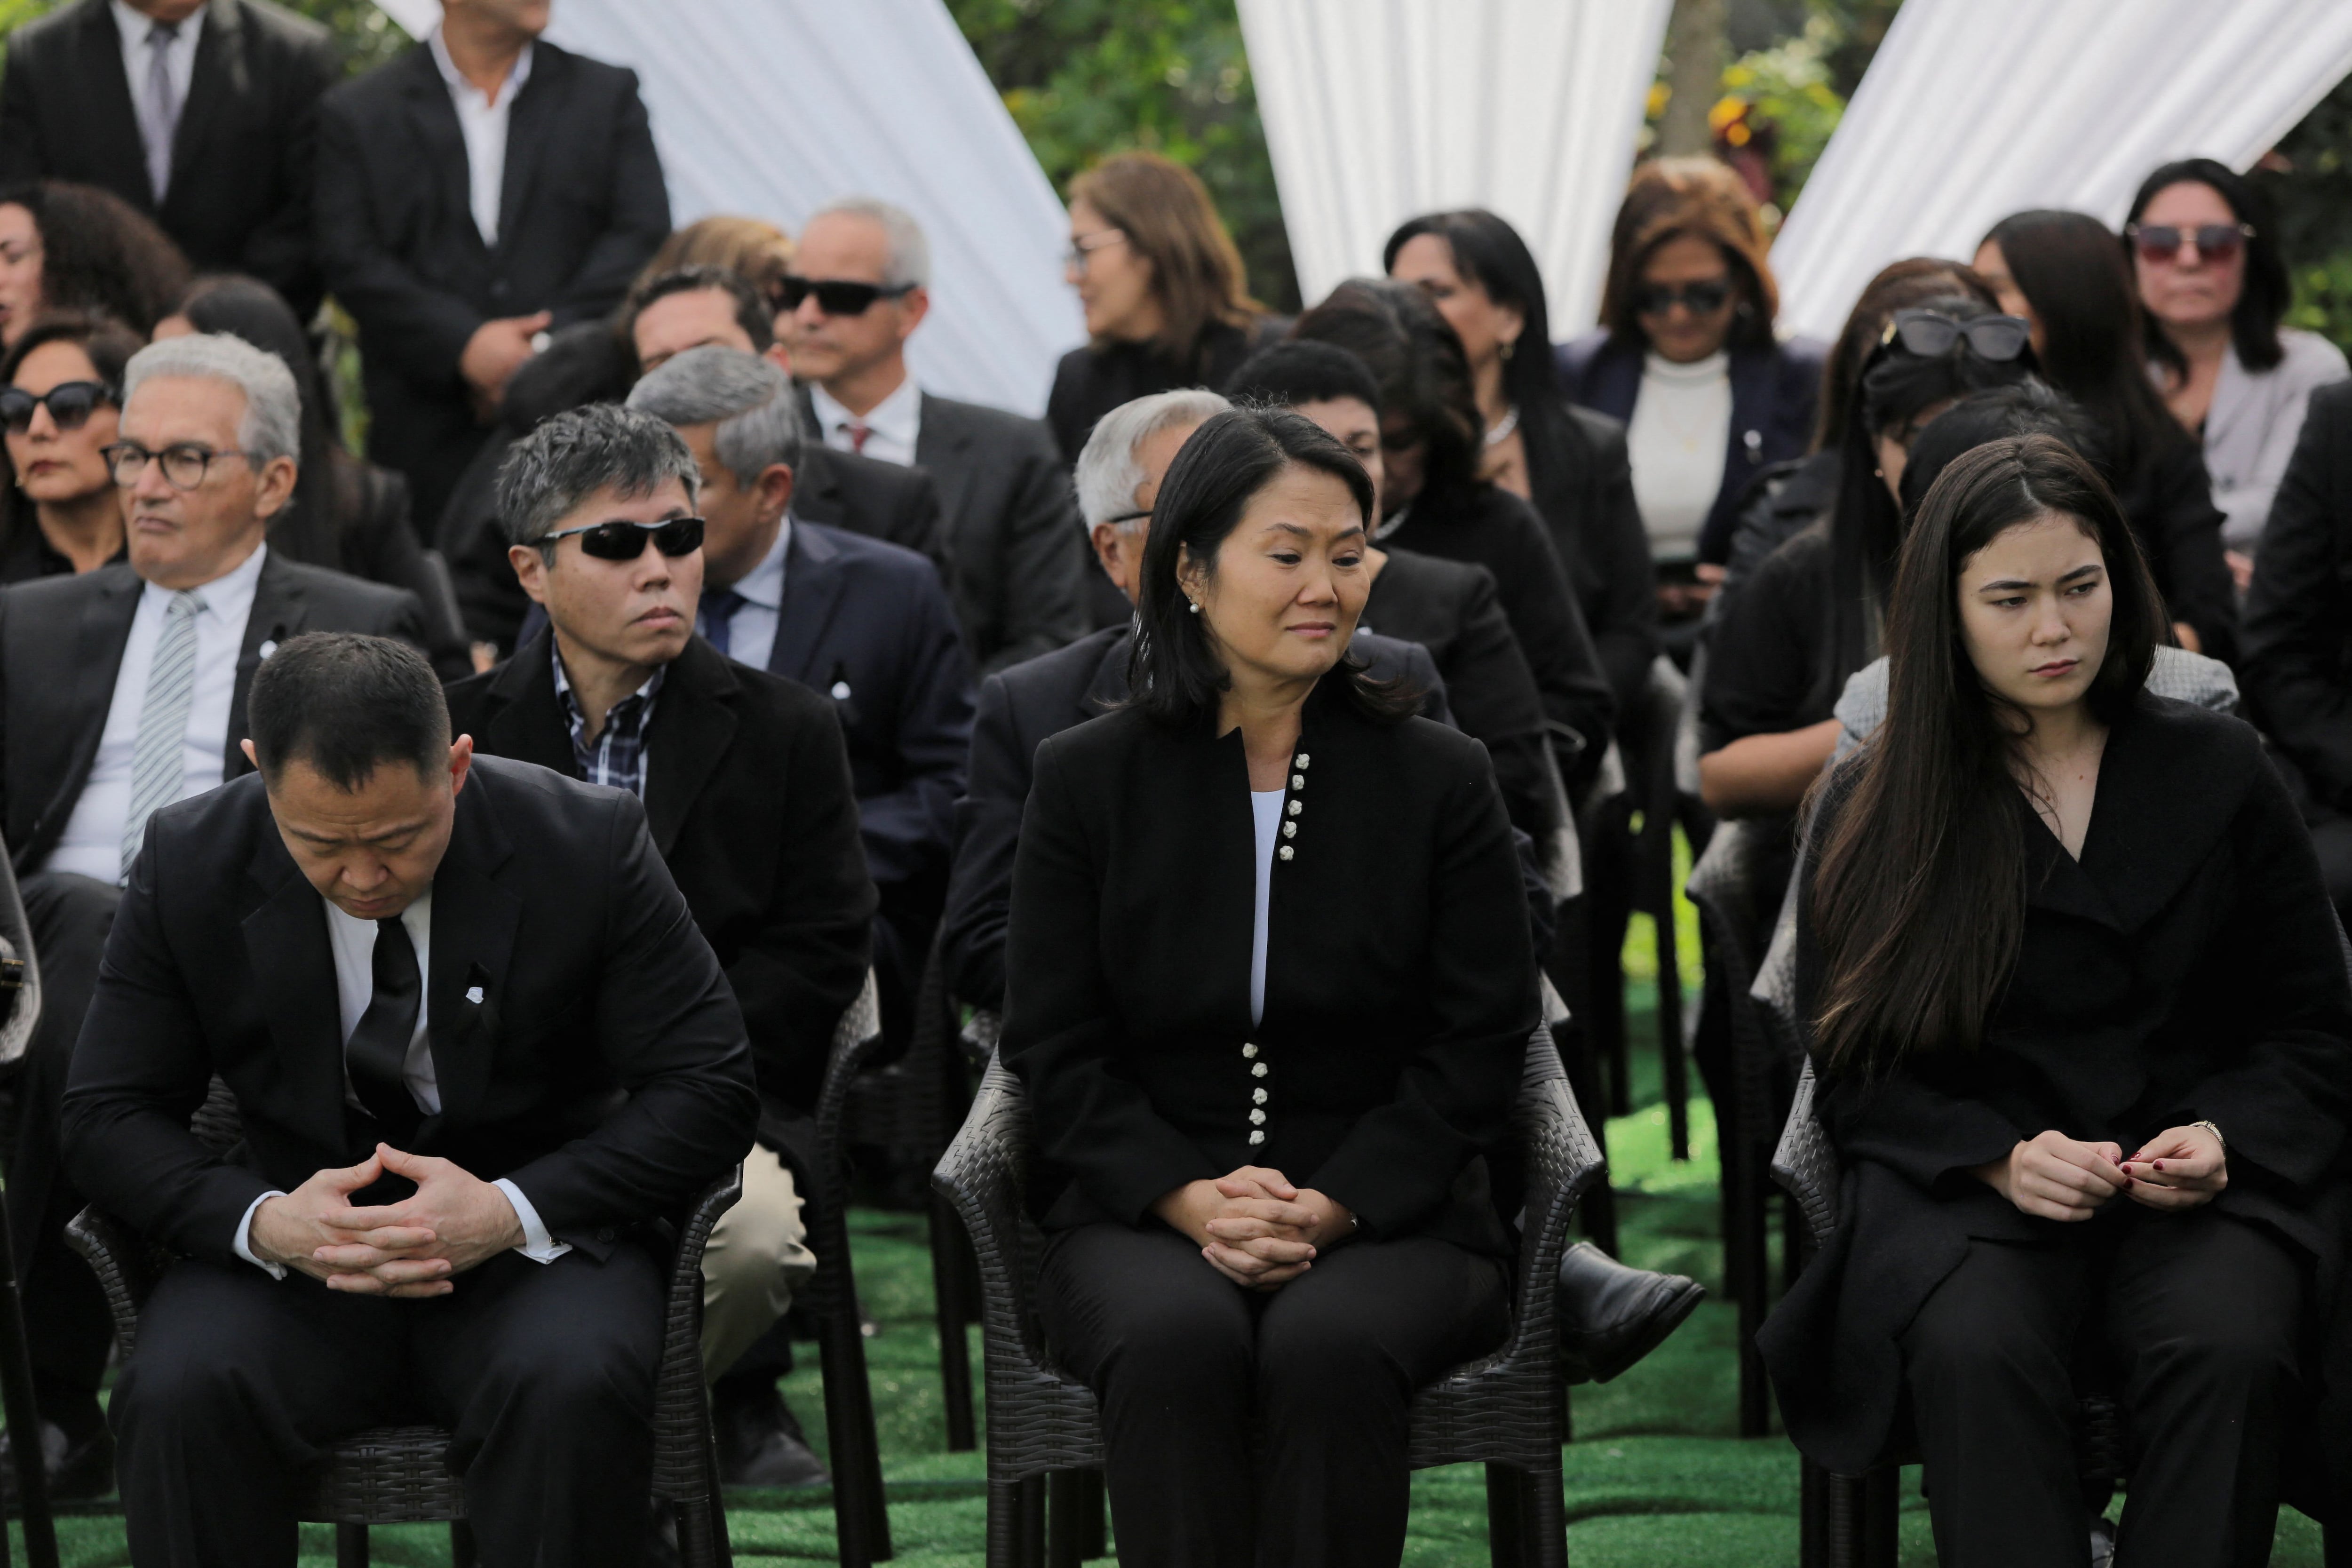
[347,917,423,1143]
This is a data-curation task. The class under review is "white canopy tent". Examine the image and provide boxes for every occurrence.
[1771,0,2352,342]
[371,0,1081,415]
[1237,0,1674,330]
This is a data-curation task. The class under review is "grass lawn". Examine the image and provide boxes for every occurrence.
[12,889,2336,1563]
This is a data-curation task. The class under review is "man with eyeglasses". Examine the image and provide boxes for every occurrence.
[785,199,1089,674]
[0,331,423,1499]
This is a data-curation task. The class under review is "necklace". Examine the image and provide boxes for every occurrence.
[1483,404,1521,448]
[1373,502,1412,541]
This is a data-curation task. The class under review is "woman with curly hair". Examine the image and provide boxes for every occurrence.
[0,181,189,347]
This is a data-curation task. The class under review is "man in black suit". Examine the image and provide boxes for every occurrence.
[624,347,969,1048]
[2243,380,2352,923]
[445,402,874,1487]
[785,199,1087,672]
[61,631,756,1562]
[0,333,424,1497]
[315,0,670,532]
[0,0,340,318]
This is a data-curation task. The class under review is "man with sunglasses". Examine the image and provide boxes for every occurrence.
[785,199,1089,674]
[0,332,425,1500]
[446,396,891,1486]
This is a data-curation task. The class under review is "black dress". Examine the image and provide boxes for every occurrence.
[1761,695,2352,1561]
[1002,675,1534,1564]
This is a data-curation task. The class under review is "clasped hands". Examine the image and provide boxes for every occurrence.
[248,1144,525,1297]
[1971,1124,2227,1223]
[1153,1167,1355,1292]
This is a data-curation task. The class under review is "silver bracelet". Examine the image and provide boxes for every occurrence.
[2192,1119,2226,1154]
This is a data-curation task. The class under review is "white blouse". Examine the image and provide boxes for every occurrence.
[1249,788,1283,1027]
[1626,350,1732,562]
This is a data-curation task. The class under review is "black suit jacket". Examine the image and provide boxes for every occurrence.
[1520,399,1660,714]
[0,0,339,316]
[0,551,423,875]
[2244,380,2352,815]
[1001,678,1537,1252]
[315,40,669,521]
[60,756,758,1263]
[940,627,1448,1011]
[446,630,875,1128]
[792,444,951,576]
[768,521,973,893]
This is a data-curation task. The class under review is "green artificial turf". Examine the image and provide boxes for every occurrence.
[11,883,2335,1564]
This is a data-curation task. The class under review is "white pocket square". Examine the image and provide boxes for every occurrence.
[465,985,485,1005]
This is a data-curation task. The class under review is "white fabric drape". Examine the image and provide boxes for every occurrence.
[1238,0,1674,329]
[1772,0,2352,342]
[370,0,1080,416]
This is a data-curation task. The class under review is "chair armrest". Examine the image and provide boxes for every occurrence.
[813,972,887,1178]
[63,1206,157,1361]
[1769,1063,1841,1247]
[932,1053,1042,1362]
[1502,1025,1606,1370]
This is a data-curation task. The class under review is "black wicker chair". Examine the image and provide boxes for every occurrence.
[0,842,60,1568]
[933,1024,1603,1568]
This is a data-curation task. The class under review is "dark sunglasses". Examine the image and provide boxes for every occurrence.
[776,275,917,316]
[1880,309,2033,363]
[0,380,115,435]
[2127,221,2254,265]
[541,516,707,560]
[1633,278,1732,316]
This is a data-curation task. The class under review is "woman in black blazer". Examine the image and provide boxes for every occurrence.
[1760,435,2352,1567]
[1003,407,1537,1564]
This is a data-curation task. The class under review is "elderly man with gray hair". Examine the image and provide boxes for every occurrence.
[785,196,1090,670]
[0,331,423,1499]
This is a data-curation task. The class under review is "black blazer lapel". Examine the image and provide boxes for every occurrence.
[2077,694,2259,934]
[239,836,351,1150]
[642,639,738,858]
[914,395,979,537]
[493,45,561,256]
[1083,630,1131,717]
[767,523,850,686]
[68,0,151,205]
[167,0,243,199]
[467,627,575,773]
[398,48,483,263]
[423,781,520,1129]
[226,552,304,780]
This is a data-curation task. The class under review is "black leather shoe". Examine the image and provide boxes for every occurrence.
[713,1380,829,1488]
[0,1418,115,1503]
[1555,1241,1705,1385]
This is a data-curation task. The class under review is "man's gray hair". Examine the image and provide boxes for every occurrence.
[811,196,931,290]
[122,333,302,467]
[1073,389,1232,531]
[626,346,803,486]
[494,403,703,550]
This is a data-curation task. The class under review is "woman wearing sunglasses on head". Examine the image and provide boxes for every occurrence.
[1762,434,2352,1568]
[0,310,139,581]
[1975,211,2238,661]
[2124,160,2347,581]
[1556,158,1826,630]
[1697,298,2037,844]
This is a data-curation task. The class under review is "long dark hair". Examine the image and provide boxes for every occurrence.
[1984,210,2181,490]
[0,309,143,559]
[1129,406,1412,729]
[1291,278,1480,508]
[1814,258,1999,451]
[1808,436,2164,1075]
[1820,295,2038,692]
[2124,158,2291,380]
[0,182,188,336]
[1897,382,2102,517]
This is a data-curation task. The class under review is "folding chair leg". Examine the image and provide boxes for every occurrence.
[1650,841,1690,1162]
[930,1194,978,1451]
[1483,1462,1524,1567]
[1520,1460,1567,1568]
[1048,1469,1097,1568]
[817,1304,892,1567]
[1018,1475,1048,1568]
[1822,1469,1899,1568]
[449,1519,478,1568]
[334,1523,368,1568]
[0,1194,58,1568]
[985,1478,1025,1568]
[1080,1468,1106,1559]
[1799,1457,1829,1568]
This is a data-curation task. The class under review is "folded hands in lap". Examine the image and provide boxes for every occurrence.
[1971,1125,2226,1222]
[249,1143,527,1298]
[1153,1167,1356,1292]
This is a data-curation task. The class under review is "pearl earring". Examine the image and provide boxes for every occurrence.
[1188,599,1201,614]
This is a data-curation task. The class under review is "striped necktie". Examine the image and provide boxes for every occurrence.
[120,590,202,879]
[142,21,183,204]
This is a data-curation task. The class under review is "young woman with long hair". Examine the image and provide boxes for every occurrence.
[1762,434,2352,1567]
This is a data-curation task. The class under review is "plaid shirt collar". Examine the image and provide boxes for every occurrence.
[550,644,664,797]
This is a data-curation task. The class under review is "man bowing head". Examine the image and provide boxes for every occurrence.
[62,631,755,1565]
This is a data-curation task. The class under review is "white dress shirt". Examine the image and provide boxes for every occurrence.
[428,25,535,247]
[110,0,205,195]
[46,542,267,883]
[1248,788,1282,1029]
[231,890,567,1278]
[700,517,791,672]
[810,376,922,468]
[1626,350,1732,564]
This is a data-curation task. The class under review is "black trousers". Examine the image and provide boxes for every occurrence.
[1899,1207,2302,1568]
[117,1245,664,1567]
[12,871,121,1435]
[1038,1222,1510,1568]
